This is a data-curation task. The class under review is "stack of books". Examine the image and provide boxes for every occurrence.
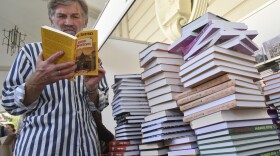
[169,12,280,155]
[262,72,280,124]
[191,109,280,156]
[111,74,151,154]
[138,43,199,155]
[108,140,141,156]
[139,42,185,113]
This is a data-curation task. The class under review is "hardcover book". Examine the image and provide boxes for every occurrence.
[41,25,98,76]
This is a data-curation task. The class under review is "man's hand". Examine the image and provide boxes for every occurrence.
[32,51,76,87]
[84,61,106,92]
[23,51,76,106]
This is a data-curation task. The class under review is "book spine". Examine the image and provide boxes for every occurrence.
[183,100,237,122]
[228,124,278,134]
[109,141,131,146]
[175,74,230,100]
[180,86,236,111]
[108,152,124,156]
[177,80,235,105]
[110,146,127,152]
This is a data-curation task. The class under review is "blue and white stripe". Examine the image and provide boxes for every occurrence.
[2,42,109,156]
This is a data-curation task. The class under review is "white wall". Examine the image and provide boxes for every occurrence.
[99,38,148,134]
[240,0,280,46]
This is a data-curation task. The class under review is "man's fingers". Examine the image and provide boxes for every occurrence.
[46,51,64,63]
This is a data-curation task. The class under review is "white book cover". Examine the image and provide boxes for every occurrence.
[197,124,278,140]
[139,42,169,60]
[180,45,255,71]
[164,136,197,146]
[112,97,148,106]
[141,64,180,80]
[182,12,228,35]
[141,116,183,128]
[182,65,260,88]
[115,124,141,131]
[112,78,143,89]
[199,140,280,155]
[148,92,180,106]
[180,52,256,78]
[183,94,266,117]
[180,59,258,83]
[116,135,142,140]
[142,126,190,138]
[140,50,182,67]
[150,101,178,113]
[140,148,168,156]
[145,78,182,92]
[144,109,181,122]
[115,127,141,134]
[142,122,188,133]
[139,141,164,150]
[183,21,250,60]
[142,131,194,143]
[114,74,142,82]
[144,57,184,70]
[116,131,142,137]
[197,130,280,145]
[144,71,180,86]
[147,85,185,99]
[190,109,272,129]
[169,142,198,151]
[195,118,275,135]
[168,148,199,156]
[199,135,279,150]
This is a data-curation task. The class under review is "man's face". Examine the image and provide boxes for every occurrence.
[50,2,88,36]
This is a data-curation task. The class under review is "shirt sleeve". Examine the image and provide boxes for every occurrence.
[1,43,40,115]
[86,76,109,112]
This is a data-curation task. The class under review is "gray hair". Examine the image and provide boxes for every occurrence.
[48,0,88,20]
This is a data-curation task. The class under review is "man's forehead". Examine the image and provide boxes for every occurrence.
[54,3,83,15]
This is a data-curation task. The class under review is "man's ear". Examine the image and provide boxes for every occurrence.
[84,18,88,28]
[49,18,54,25]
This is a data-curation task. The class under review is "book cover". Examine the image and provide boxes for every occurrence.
[183,94,266,117]
[197,124,278,140]
[199,140,280,155]
[197,130,280,145]
[139,42,169,60]
[41,25,98,76]
[179,85,262,111]
[177,79,260,105]
[144,109,181,122]
[190,109,276,129]
[199,135,279,150]
[195,118,276,135]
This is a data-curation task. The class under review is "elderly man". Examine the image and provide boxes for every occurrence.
[2,0,110,155]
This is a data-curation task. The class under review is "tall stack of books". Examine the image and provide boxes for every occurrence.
[170,12,280,155]
[138,43,198,155]
[110,74,151,156]
[262,72,280,124]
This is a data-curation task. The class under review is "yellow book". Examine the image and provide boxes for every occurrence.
[41,25,98,76]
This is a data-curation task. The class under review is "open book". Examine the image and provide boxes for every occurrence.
[41,25,98,76]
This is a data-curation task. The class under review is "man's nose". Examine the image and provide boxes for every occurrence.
[65,17,74,25]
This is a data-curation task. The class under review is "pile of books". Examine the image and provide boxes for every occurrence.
[110,74,151,155]
[170,12,280,155]
[108,140,141,156]
[263,72,280,123]
[138,44,199,155]
[139,42,185,113]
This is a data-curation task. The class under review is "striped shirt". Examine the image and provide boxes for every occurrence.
[1,42,109,156]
